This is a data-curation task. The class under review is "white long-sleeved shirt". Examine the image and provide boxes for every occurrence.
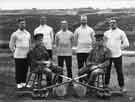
[104,28,129,58]
[9,29,31,58]
[34,24,54,49]
[55,30,74,56]
[74,25,95,53]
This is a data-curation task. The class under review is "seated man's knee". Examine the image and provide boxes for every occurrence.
[89,69,103,84]
[93,69,104,75]
[90,71,97,80]
[51,65,63,74]
[56,66,63,74]
[78,67,89,75]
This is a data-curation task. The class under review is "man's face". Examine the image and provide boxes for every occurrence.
[18,21,26,30]
[61,23,68,31]
[40,17,47,25]
[109,21,117,30]
[96,38,104,46]
[81,19,87,25]
[35,37,43,44]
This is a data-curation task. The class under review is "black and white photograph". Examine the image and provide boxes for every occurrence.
[0,0,135,101]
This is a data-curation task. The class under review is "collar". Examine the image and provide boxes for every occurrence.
[39,24,47,27]
[80,25,88,28]
[59,30,69,34]
[61,29,68,32]
[110,27,119,31]
[17,29,27,33]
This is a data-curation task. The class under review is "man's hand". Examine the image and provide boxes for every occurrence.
[44,68,52,73]
[89,65,103,71]
[11,47,15,53]
[72,47,77,55]
[121,45,125,50]
[46,61,51,67]
[36,61,52,67]
[52,44,56,49]
[91,65,98,70]
[97,64,103,68]
[86,63,93,67]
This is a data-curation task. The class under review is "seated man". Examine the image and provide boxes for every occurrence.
[78,33,111,86]
[27,33,63,86]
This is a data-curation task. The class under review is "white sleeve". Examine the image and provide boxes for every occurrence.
[28,32,31,49]
[34,28,37,35]
[91,29,95,42]
[74,29,79,47]
[70,32,74,47]
[50,28,54,42]
[103,31,109,46]
[121,31,129,49]
[104,31,108,37]
[55,32,59,47]
[9,33,16,52]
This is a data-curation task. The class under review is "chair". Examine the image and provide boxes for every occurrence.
[26,63,51,89]
[78,65,111,98]
[89,66,111,98]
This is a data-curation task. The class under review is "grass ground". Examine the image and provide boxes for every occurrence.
[0,52,135,102]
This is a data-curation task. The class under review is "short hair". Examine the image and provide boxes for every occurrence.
[80,15,87,20]
[17,17,25,23]
[109,19,117,23]
[40,16,47,20]
[61,20,68,24]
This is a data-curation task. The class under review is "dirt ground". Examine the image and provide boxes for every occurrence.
[0,53,135,102]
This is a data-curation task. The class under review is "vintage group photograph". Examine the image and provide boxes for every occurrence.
[0,0,135,102]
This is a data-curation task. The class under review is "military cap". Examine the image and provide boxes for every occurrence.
[95,32,104,39]
[34,33,43,40]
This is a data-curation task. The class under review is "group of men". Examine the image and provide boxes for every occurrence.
[9,15,129,93]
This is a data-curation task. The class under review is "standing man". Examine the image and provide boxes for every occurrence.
[55,20,74,83]
[34,16,54,59]
[9,18,31,89]
[74,15,95,82]
[104,19,129,92]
